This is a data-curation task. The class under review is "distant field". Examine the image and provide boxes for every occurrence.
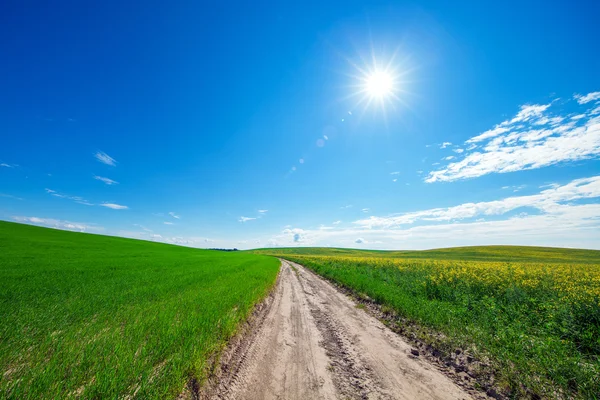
[254,245,600,264]
[0,221,279,399]
[256,246,600,399]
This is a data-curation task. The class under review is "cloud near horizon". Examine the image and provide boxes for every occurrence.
[13,216,103,233]
[426,92,600,183]
[265,175,600,250]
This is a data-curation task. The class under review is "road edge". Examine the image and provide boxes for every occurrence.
[177,261,282,400]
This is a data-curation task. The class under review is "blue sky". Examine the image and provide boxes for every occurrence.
[1,1,599,249]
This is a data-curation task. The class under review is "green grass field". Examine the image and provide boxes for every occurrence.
[0,221,279,399]
[255,247,600,399]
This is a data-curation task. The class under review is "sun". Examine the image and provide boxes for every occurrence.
[341,49,412,116]
[365,70,394,98]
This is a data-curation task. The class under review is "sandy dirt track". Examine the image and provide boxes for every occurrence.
[204,260,473,400]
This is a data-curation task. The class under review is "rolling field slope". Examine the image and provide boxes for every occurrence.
[0,221,279,399]
[255,246,600,398]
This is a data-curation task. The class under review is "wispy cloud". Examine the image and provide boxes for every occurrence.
[164,221,174,225]
[0,193,23,200]
[133,224,153,232]
[355,175,600,228]
[0,163,17,168]
[239,216,257,223]
[390,171,400,175]
[94,176,119,185]
[258,209,268,214]
[575,91,600,104]
[361,208,370,213]
[340,204,353,209]
[332,220,342,225]
[168,212,180,219]
[94,151,117,166]
[426,92,600,183]
[100,203,128,210]
[13,216,103,233]
[502,184,527,193]
[440,142,452,149]
[45,188,94,205]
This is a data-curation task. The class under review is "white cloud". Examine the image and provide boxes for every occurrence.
[332,220,342,225]
[258,209,268,214]
[261,175,600,250]
[340,204,353,209]
[164,221,174,225]
[94,151,117,166]
[440,142,452,148]
[1,163,16,168]
[100,203,128,210]
[13,216,103,233]
[575,91,600,105]
[390,171,401,175]
[355,175,600,228]
[453,148,464,154]
[319,225,334,230]
[362,208,370,213]
[502,184,526,192]
[168,212,180,219]
[427,95,600,183]
[239,216,256,223]
[94,176,119,185]
[466,126,510,144]
[281,227,306,243]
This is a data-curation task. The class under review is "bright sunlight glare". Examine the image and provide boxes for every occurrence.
[365,70,394,98]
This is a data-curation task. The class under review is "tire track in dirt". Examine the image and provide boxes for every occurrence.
[199,260,475,399]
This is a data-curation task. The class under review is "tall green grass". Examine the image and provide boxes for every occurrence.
[0,221,279,399]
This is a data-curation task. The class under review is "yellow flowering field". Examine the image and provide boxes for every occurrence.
[258,248,600,399]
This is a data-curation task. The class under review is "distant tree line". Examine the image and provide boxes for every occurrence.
[209,248,239,252]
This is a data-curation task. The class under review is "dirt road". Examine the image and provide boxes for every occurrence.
[205,260,474,399]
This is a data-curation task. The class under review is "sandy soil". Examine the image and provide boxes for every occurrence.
[201,260,474,400]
